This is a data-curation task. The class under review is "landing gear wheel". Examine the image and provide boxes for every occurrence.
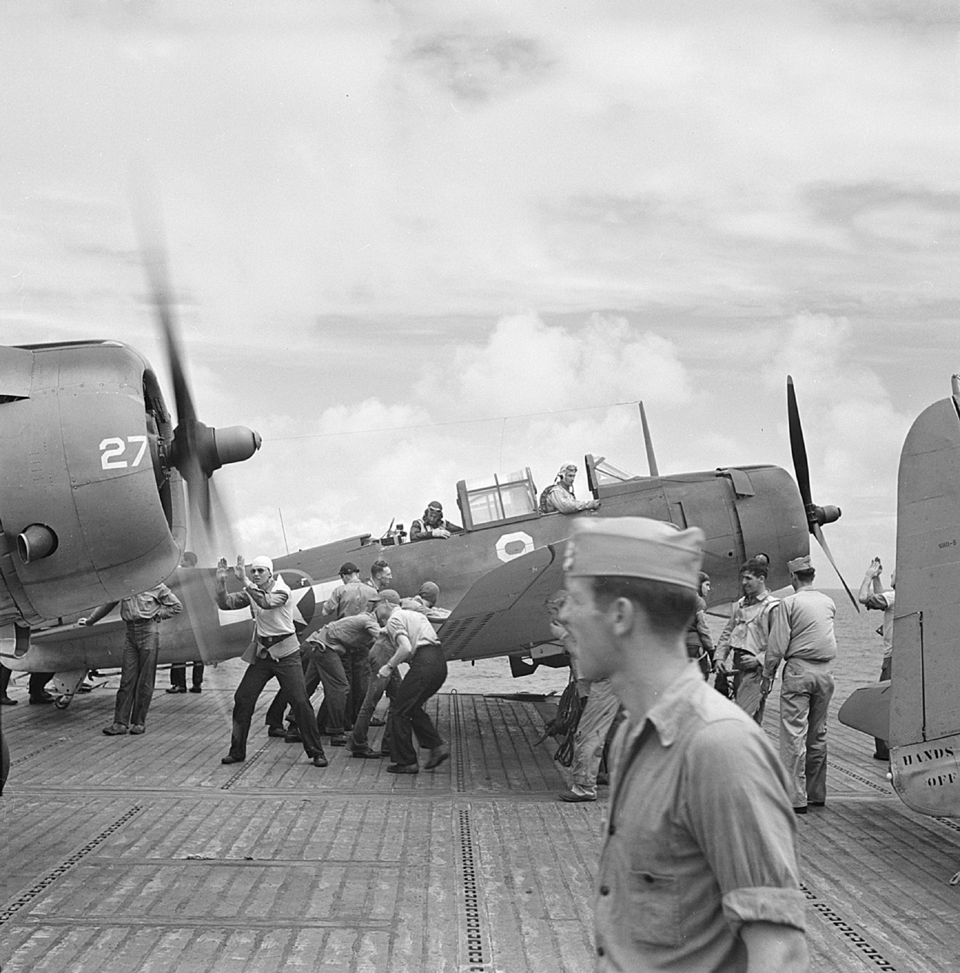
[55,696,72,710]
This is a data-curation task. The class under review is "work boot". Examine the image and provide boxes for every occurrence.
[424,745,450,770]
[558,790,596,803]
[386,763,419,774]
[102,723,128,736]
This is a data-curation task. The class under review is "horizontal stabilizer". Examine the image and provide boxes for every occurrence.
[838,681,891,741]
[440,542,567,661]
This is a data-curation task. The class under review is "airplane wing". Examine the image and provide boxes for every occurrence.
[439,541,568,661]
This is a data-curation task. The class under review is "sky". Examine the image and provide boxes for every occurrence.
[2,0,959,592]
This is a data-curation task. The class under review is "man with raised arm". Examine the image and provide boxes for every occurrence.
[216,555,327,768]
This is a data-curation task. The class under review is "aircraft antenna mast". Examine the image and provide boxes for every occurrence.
[278,508,290,555]
[639,402,659,477]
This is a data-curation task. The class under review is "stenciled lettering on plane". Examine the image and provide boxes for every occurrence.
[897,744,960,791]
[900,746,955,766]
[495,531,535,563]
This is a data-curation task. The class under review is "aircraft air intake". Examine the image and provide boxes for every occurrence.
[16,524,58,563]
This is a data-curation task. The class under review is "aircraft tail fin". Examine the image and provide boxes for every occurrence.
[837,681,891,741]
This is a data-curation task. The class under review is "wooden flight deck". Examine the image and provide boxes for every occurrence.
[1,637,958,973]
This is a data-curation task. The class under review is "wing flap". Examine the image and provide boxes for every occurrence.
[440,542,567,661]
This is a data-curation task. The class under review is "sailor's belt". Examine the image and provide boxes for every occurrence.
[732,649,760,671]
[257,632,294,649]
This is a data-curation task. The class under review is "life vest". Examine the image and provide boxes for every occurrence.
[538,484,558,513]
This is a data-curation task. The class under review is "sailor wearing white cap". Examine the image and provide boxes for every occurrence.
[215,555,327,768]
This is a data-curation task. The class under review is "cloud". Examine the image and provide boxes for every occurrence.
[814,0,960,29]
[403,30,554,103]
[419,311,692,416]
[758,314,911,575]
[1,2,955,590]
[222,314,692,555]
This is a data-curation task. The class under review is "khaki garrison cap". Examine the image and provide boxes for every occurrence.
[370,589,401,606]
[787,555,813,573]
[563,517,704,591]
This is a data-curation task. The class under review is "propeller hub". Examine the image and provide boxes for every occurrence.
[212,425,262,470]
[815,504,841,527]
[171,421,261,477]
[805,503,841,528]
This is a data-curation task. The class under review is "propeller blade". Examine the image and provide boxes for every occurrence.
[129,164,260,542]
[185,475,237,568]
[812,523,859,612]
[177,480,242,712]
[206,479,236,564]
[129,164,197,426]
[185,473,213,547]
[172,562,235,722]
[787,375,813,509]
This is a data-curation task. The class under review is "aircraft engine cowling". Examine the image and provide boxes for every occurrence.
[0,341,186,625]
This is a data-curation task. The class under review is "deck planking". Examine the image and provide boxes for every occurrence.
[1,639,959,972]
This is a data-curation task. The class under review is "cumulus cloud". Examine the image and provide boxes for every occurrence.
[403,30,554,103]
[755,313,911,578]
[1,3,954,588]
[419,311,692,416]
[224,314,691,554]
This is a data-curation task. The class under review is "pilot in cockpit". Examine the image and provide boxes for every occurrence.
[538,463,601,514]
[409,501,463,541]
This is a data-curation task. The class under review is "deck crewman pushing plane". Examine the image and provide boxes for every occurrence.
[557,517,807,972]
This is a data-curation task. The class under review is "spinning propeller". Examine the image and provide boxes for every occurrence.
[787,376,858,611]
[131,176,260,558]
[131,172,262,683]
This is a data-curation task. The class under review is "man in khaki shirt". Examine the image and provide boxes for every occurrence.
[558,517,807,972]
[763,556,837,813]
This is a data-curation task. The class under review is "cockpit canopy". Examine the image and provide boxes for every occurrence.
[454,455,643,531]
[456,468,538,529]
